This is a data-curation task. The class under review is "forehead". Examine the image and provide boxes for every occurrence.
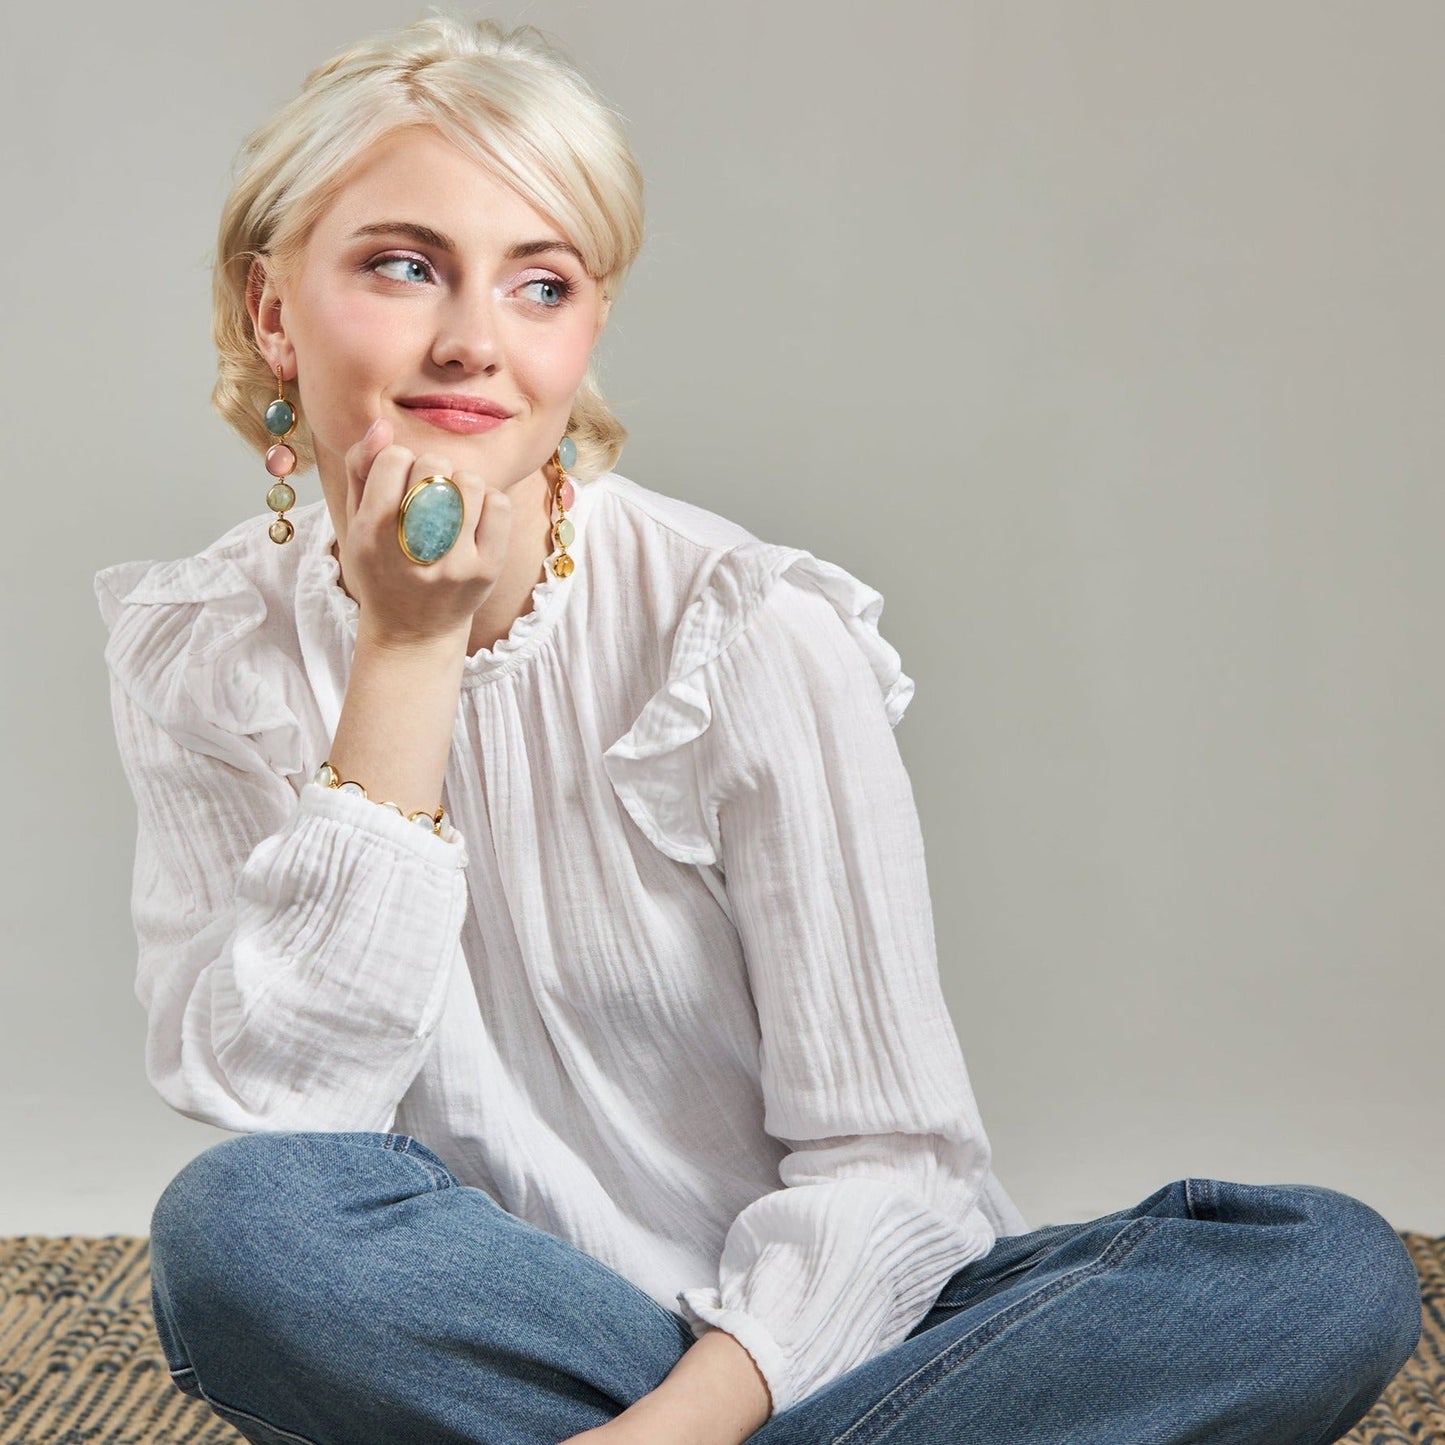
[315,126,556,242]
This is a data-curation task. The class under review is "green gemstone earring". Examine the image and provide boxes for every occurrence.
[264,364,299,544]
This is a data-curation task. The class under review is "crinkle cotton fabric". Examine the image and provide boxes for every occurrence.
[93,470,1029,1419]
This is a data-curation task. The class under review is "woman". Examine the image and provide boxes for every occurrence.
[94,14,1419,1445]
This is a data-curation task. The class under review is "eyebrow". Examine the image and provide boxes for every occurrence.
[348,220,585,268]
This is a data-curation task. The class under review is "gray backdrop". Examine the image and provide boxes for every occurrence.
[4,0,1440,1235]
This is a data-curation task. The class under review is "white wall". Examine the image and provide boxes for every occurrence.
[3,0,1440,1235]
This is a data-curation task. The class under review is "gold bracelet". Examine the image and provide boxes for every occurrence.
[313,761,447,837]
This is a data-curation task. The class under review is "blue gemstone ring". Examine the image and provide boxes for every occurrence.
[397,475,465,565]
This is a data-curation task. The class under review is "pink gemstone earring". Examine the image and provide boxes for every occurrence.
[264,364,299,543]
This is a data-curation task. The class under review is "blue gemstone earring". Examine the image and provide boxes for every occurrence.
[264,364,299,544]
[548,434,578,577]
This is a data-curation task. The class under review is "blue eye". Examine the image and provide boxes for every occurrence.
[522,277,573,308]
[365,253,576,308]
[367,253,434,284]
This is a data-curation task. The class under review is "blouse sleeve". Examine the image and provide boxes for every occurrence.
[94,554,471,1136]
[603,542,997,1419]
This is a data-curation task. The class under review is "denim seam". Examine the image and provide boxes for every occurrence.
[832,1216,1164,1445]
[196,1384,325,1445]
[1185,1175,1216,1221]
[167,1364,203,1400]
[151,1259,199,1384]
[601,1261,696,1343]
[382,1133,455,1191]
[318,1131,457,1190]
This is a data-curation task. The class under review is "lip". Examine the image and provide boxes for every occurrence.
[402,408,510,435]
[396,394,514,418]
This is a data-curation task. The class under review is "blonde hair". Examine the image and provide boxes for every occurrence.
[212,11,644,482]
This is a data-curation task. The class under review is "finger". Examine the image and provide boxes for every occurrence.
[449,469,494,552]
[360,447,453,546]
[355,449,454,557]
[466,473,511,555]
[345,415,391,526]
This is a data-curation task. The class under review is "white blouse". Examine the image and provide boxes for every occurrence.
[93,468,1029,1419]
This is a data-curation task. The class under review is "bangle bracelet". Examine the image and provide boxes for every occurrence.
[313,761,447,837]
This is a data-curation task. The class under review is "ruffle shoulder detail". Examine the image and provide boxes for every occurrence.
[601,540,915,868]
[93,551,306,783]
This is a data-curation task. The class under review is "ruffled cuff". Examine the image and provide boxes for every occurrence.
[299,781,469,869]
[673,1176,995,1419]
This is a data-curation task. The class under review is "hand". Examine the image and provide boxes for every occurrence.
[557,1424,667,1445]
[557,1328,771,1445]
[560,1418,735,1445]
[337,414,513,651]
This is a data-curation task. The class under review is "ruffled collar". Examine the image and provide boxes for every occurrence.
[295,473,607,688]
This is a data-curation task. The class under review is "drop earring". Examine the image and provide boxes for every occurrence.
[548,434,578,577]
[264,363,299,543]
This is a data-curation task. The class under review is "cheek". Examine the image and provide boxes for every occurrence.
[325,296,398,364]
[301,288,401,373]
[511,315,597,397]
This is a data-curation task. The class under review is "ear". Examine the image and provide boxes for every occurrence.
[246,254,295,379]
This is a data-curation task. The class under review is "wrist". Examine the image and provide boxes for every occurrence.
[312,761,447,836]
[354,621,469,661]
[619,1330,772,1442]
[616,1391,735,1442]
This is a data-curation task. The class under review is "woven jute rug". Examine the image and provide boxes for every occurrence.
[2,1231,1441,1443]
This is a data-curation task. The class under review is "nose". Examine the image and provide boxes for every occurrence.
[431,278,501,373]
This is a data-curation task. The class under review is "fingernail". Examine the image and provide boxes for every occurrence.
[364,417,382,442]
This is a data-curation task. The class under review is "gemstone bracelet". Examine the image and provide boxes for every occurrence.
[313,761,447,837]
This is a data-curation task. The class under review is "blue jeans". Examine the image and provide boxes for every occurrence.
[148,1131,1420,1444]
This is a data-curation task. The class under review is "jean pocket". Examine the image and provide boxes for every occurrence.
[933,1231,1072,1309]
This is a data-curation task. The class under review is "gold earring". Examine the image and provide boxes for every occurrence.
[264,364,299,543]
[548,435,578,577]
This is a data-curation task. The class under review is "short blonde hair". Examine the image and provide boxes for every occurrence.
[212,11,644,482]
